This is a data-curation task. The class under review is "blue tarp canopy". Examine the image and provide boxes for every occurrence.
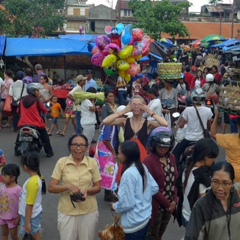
[210,39,240,48]
[223,43,240,53]
[224,45,240,53]
[5,38,92,57]
[0,36,6,56]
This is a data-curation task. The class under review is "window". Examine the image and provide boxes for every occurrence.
[73,8,80,16]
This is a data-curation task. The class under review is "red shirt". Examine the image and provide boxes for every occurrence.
[184,73,195,90]
[214,73,222,85]
[18,100,48,129]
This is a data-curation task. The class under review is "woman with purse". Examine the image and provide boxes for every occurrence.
[0,70,14,129]
[48,134,101,240]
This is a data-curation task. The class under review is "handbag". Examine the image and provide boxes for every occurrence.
[3,96,13,116]
[194,106,211,138]
[12,82,25,107]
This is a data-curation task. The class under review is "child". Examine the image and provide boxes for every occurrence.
[0,149,6,186]
[19,151,46,240]
[60,98,77,136]
[48,96,64,136]
[0,163,21,240]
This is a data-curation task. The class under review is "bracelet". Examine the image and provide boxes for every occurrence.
[151,113,155,117]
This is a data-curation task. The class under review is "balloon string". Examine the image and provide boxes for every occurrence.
[99,76,109,92]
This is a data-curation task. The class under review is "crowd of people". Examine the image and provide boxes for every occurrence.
[0,52,239,240]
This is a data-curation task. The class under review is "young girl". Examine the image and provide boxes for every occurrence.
[48,95,64,136]
[19,151,46,240]
[0,163,21,240]
[60,98,76,136]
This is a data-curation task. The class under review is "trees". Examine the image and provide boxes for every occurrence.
[128,0,191,40]
[0,0,65,37]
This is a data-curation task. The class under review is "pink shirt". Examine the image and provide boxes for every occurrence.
[0,185,22,220]
[1,78,13,99]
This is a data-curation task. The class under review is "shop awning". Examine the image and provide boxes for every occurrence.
[0,36,6,56]
[5,38,92,57]
[210,39,240,48]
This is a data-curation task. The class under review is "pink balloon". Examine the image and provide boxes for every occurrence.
[92,46,100,55]
[126,63,141,76]
[91,53,105,67]
[96,35,111,50]
[105,43,121,54]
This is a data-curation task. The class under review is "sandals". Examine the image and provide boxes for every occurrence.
[2,124,10,128]
[58,132,65,136]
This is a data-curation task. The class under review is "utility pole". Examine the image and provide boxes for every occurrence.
[118,0,121,23]
[231,0,234,38]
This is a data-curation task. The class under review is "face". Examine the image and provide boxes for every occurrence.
[131,98,144,115]
[212,67,217,73]
[52,97,58,103]
[2,174,15,185]
[204,156,215,167]
[211,170,233,201]
[40,76,45,83]
[204,69,208,74]
[164,82,171,88]
[118,147,126,164]
[35,89,41,98]
[79,80,86,87]
[107,93,115,103]
[70,136,88,159]
[156,146,170,157]
[197,71,202,78]
[86,73,92,80]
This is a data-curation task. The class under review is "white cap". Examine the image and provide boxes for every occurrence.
[206,73,214,82]
[117,105,133,118]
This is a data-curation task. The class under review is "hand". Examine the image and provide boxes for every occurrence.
[110,202,115,211]
[113,154,118,162]
[168,201,177,213]
[124,103,134,113]
[138,103,150,114]
[14,216,20,226]
[25,222,32,234]
[81,190,87,199]
[67,185,81,194]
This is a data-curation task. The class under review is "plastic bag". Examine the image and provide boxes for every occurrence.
[176,125,186,142]
[22,233,34,240]
[164,113,171,129]
[3,96,13,116]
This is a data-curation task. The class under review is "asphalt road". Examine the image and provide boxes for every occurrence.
[0,118,226,240]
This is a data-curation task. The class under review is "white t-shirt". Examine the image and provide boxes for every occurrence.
[0,77,4,89]
[69,85,84,111]
[80,99,96,125]
[182,106,212,141]
[9,80,28,101]
[182,167,209,221]
[143,98,162,120]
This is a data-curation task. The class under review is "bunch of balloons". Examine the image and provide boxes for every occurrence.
[91,23,153,82]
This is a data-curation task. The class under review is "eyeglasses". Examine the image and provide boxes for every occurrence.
[71,143,87,149]
[211,180,232,188]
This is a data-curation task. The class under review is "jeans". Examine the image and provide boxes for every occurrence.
[230,119,239,133]
[118,90,127,105]
[12,105,20,132]
[75,111,82,134]
[125,222,149,240]
[182,215,188,228]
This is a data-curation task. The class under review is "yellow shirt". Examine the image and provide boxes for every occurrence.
[216,134,240,182]
[51,155,101,215]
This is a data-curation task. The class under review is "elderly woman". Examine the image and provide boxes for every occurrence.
[48,134,101,240]
[185,162,240,240]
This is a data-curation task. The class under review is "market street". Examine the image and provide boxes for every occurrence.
[0,118,226,239]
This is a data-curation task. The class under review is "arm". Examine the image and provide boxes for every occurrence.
[25,205,33,233]
[210,110,220,139]
[103,140,117,162]
[174,89,178,110]
[179,117,187,129]
[67,93,75,102]
[86,181,101,196]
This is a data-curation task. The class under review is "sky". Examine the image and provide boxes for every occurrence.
[86,0,231,13]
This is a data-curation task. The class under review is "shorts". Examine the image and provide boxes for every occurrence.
[0,100,5,112]
[53,118,58,124]
[0,217,19,228]
[65,112,75,118]
[20,212,43,236]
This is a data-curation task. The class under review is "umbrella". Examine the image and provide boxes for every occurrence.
[160,38,173,44]
[190,39,201,48]
[201,35,226,43]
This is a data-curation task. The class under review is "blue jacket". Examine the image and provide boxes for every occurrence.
[113,165,159,233]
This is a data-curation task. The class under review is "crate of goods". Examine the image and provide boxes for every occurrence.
[158,63,182,80]
[204,56,220,68]
[219,85,240,115]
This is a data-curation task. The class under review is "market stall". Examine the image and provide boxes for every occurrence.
[0,36,6,56]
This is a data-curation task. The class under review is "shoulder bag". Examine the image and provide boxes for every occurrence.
[12,82,25,107]
[194,106,211,138]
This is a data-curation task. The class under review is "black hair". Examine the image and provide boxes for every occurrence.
[68,134,89,151]
[120,141,146,192]
[211,162,235,181]
[152,72,158,79]
[148,88,159,97]
[186,66,191,72]
[25,68,33,76]
[21,151,46,195]
[5,70,13,78]
[86,87,97,93]
[104,91,115,98]
[41,75,49,83]
[184,138,219,189]
[142,85,150,92]
[212,65,218,72]
[1,164,20,183]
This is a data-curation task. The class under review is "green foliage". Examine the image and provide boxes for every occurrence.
[0,0,65,37]
[209,0,223,5]
[129,0,191,40]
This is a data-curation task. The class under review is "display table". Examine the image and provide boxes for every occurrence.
[53,89,71,99]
